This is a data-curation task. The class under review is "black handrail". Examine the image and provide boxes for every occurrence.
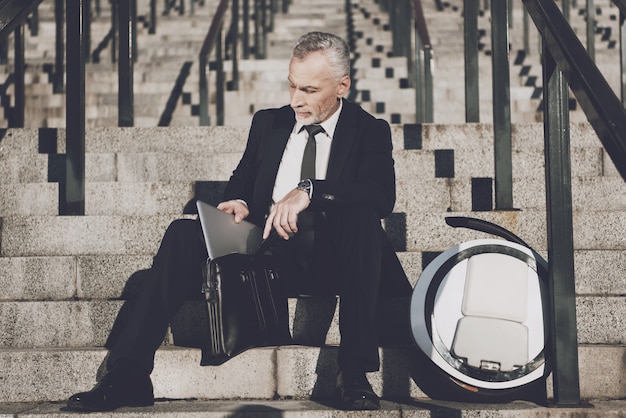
[198,0,229,126]
[524,0,626,180]
[412,0,433,123]
[614,0,626,108]
[519,0,626,407]
[386,0,434,123]
[0,0,43,40]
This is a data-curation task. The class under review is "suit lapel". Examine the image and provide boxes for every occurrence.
[326,100,358,181]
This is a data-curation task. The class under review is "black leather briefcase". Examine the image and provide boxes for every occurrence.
[199,243,292,366]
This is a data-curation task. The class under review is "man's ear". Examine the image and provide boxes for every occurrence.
[337,75,351,98]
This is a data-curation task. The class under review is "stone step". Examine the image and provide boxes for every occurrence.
[1,248,624,301]
[0,123,609,155]
[0,344,623,402]
[2,210,626,258]
[2,399,626,417]
[3,172,626,217]
[0,141,615,185]
[0,294,412,347]
[0,292,622,349]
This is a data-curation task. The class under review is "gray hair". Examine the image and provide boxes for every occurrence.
[292,32,351,82]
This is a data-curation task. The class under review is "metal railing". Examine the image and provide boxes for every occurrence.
[524,0,625,406]
[198,0,229,126]
[0,0,286,213]
[383,0,434,123]
[411,0,433,123]
[0,0,44,127]
[384,0,625,406]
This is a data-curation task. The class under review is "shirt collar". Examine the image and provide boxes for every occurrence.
[293,99,343,139]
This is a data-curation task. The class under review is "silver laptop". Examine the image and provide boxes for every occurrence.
[196,200,264,259]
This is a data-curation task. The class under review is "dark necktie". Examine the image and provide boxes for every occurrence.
[301,124,324,180]
[296,125,324,265]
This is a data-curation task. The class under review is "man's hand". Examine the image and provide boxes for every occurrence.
[217,200,250,223]
[263,189,310,239]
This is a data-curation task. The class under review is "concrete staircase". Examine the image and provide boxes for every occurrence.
[0,0,625,416]
[1,122,626,415]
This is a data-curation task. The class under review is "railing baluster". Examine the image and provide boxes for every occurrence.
[231,0,240,90]
[414,33,424,122]
[491,0,513,209]
[542,44,581,406]
[464,0,480,122]
[149,0,156,34]
[84,0,91,62]
[410,0,434,123]
[13,24,24,127]
[586,0,595,60]
[65,0,86,215]
[619,3,626,108]
[424,46,433,122]
[199,53,210,125]
[243,0,250,58]
[54,0,64,93]
[216,27,224,125]
[118,0,134,126]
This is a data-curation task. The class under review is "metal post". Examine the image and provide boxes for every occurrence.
[619,12,626,108]
[65,0,86,215]
[268,0,275,32]
[0,38,7,64]
[111,0,118,63]
[13,24,24,128]
[132,0,137,63]
[84,0,91,62]
[391,0,402,57]
[586,0,595,61]
[562,0,570,22]
[523,5,530,55]
[542,45,581,406]
[216,29,224,125]
[491,0,513,209]
[464,0,480,122]
[243,0,250,58]
[54,0,64,93]
[199,54,210,125]
[414,33,424,122]
[118,0,134,126]
[150,0,157,34]
[29,7,39,36]
[424,47,433,123]
[231,0,240,90]
[254,0,261,58]
[260,0,267,58]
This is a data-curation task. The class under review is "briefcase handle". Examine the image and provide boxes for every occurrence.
[254,231,278,256]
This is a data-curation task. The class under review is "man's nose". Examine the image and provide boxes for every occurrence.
[290,90,304,107]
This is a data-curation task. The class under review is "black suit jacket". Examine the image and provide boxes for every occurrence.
[223,99,397,226]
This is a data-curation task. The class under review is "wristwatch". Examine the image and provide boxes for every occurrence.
[297,179,313,198]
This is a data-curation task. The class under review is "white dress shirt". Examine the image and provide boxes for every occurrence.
[271,100,342,203]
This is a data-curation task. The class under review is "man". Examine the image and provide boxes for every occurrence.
[66,31,411,412]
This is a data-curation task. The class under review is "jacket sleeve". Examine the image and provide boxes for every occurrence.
[222,111,266,204]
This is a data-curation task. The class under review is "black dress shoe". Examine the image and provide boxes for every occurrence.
[66,373,154,412]
[336,370,381,410]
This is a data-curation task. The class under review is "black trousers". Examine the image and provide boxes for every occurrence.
[105,205,411,375]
